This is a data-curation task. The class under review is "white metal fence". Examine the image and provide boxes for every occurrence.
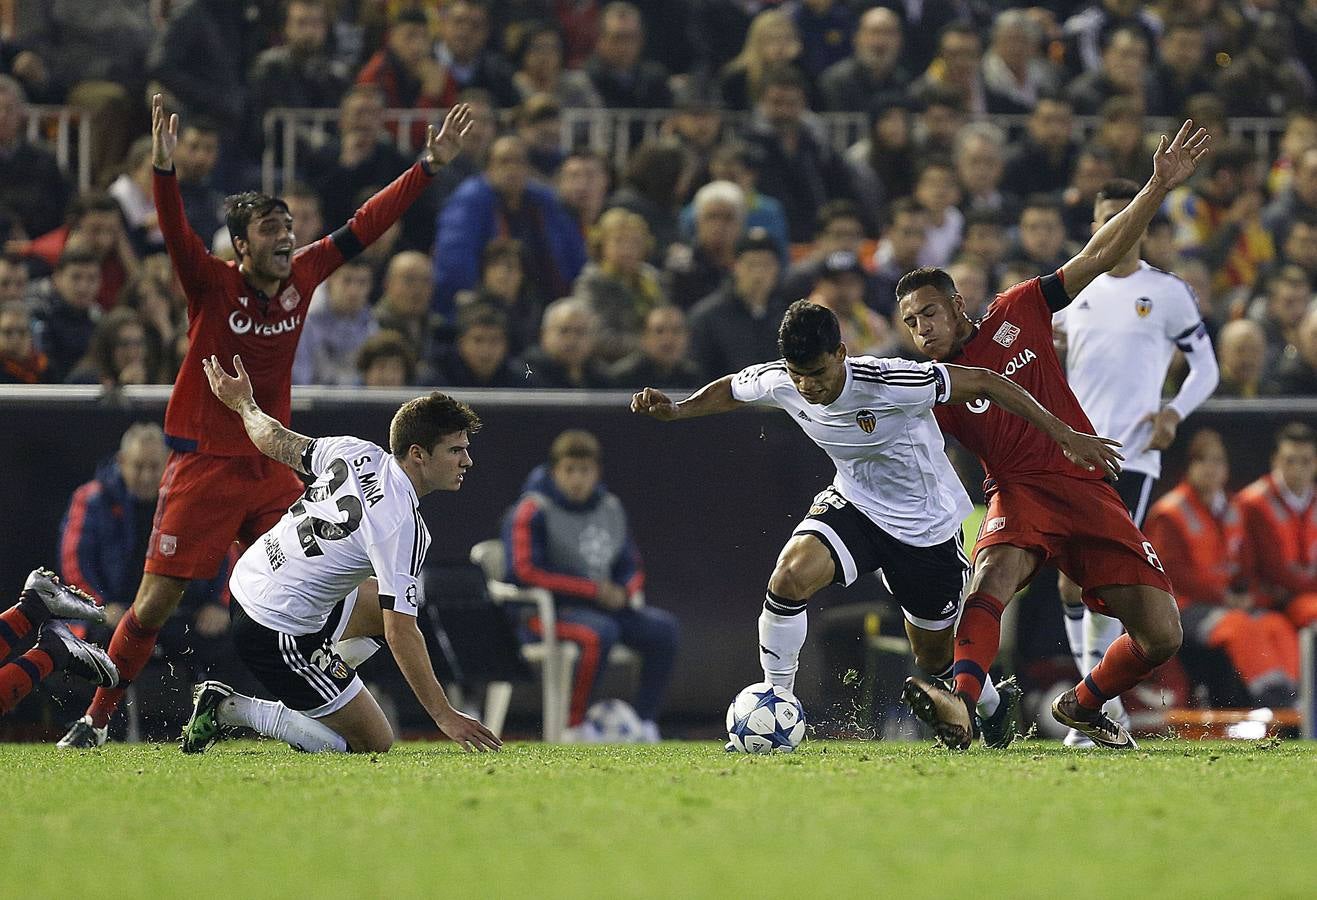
[27,104,92,192]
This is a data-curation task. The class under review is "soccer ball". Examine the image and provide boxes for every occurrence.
[585,699,643,743]
[726,682,807,753]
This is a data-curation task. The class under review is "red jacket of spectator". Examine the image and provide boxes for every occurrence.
[26,225,126,312]
[1235,473,1317,609]
[1143,482,1243,610]
[355,48,457,148]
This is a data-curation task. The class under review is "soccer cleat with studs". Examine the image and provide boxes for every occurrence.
[180,681,234,754]
[1051,689,1137,750]
[57,715,108,750]
[903,676,977,751]
[23,568,106,623]
[979,677,1021,749]
[41,621,118,686]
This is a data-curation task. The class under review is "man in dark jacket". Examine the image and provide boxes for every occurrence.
[687,230,788,380]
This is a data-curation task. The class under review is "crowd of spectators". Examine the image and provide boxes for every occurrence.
[2,0,1317,398]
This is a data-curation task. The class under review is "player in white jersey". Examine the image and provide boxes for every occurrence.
[179,354,501,754]
[1052,179,1219,745]
[631,301,1121,747]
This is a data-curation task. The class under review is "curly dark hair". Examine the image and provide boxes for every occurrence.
[778,300,841,365]
[389,391,483,459]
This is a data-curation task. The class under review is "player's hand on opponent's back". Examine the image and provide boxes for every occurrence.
[1151,119,1211,191]
[435,707,503,753]
[1057,428,1124,480]
[150,92,178,170]
[423,103,474,168]
[631,387,680,421]
[203,354,255,411]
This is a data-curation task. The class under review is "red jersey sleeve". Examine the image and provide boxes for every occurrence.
[154,168,226,316]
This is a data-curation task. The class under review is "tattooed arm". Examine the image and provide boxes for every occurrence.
[202,354,313,474]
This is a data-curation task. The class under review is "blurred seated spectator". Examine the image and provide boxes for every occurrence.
[946,256,991,320]
[1150,18,1213,119]
[1065,24,1156,116]
[819,7,909,113]
[688,230,787,378]
[741,65,851,245]
[1236,423,1317,630]
[355,9,456,147]
[434,302,522,388]
[871,198,931,315]
[59,422,232,681]
[982,8,1059,115]
[435,0,520,108]
[718,9,810,112]
[453,238,541,356]
[118,254,188,382]
[1167,141,1274,297]
[501,429,678,741]
[958,209,1008,288]
[1263,215,1317,293]
[1002,94,1078,199]
[108,137,166,257]
[1212,319,1267,398]
[1061,0,1160,78]
[782,200,882,313]
[574,209,665,364]
[1092,97,1152,185]
[668,180,744,310]
[910,21,986,115]
[693,143,789,260]
[65,307,158,389]
[1215,12,1314,118]
[1263,148,1317,246]
[1140,213,1179,274]
[1248,265,1312,377]
[514,94,566,180]
[556,150,611,237]
[807,251,895,357]
[1143,429,1300,709]
[430,89,498,217]
[606,140,688,263]
[356,329,417,388]
[913,158,963,269]
[32,243,101,381]
[660,91,725,199]
[434,135,587,319]
[510,20,602,108]
[791,0,856,80]
[21,192,137,314]
[0,299,50,384]
[0,76,71,240]
[0,251,28,305]
[247,0,350,145]
[605,305,703,390]
[171,117,225,243]
[1010,195,1073,275]
[844,93,919,225]
[1267,111,1317,198]
[293,259,377,386]
[522,296,610,389]
[1267,306,1317,396]
[1060,148,1116,244]
[585,2,672,110]
[913,84,966,158]
[374,251,447,381]
[955,122,1017,223]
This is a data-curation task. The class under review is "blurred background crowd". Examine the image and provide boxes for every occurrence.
[2,0,1317,399]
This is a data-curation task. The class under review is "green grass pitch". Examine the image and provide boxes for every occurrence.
[5,739,1314,899]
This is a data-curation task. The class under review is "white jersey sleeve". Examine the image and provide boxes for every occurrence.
[1162,278,1205,345]
[851,357,952,414]
[369,510,427,619]
[731,359,789,405]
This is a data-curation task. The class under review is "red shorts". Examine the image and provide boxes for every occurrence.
[145,451,304,580]
[974,474,1174,614]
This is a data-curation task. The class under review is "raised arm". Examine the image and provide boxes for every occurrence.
[203,354,313,474]
[150,93,217,305]
[1059,120,1211,300]
[630,376,744,421]
[945,365,1124,479]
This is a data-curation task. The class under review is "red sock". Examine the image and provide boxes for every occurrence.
[951,592,1005,704]
[0,646,59,715]
[0,595,47,662]
[1075,633,1157,710]
[86,608,161,727]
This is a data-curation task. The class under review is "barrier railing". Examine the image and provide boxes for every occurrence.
[26,104,91,192]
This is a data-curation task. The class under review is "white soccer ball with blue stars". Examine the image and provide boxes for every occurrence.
[726,682,806,753]
[586,698,644,742]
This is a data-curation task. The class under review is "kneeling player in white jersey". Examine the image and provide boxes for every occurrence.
[180,354,501,754]
[631,301,1121,747]
[1052,178,1218,745]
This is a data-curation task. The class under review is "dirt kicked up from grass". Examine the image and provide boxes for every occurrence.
[4,738,1314,899]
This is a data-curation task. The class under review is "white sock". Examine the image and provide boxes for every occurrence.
[977,675,1001,719]
[1063,602,1086,677]
[1085,611,1127,721]
[335,636,383,668]
[759,593,808,694]
[219,694,348,753]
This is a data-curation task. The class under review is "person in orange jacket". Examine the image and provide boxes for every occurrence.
[1235,422,1317,629]
[1144,429,1300,708]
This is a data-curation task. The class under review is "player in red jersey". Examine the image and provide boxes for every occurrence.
[58,95,474,748]
[897,119,1211,750]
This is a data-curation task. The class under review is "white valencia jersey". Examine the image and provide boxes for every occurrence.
[230,435,431,635]
[1053,261,1203,478]
[731,356,971,546]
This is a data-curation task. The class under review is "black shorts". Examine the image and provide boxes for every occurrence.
[794,486,970,630]
[230,595,364,716]
[1113,471,1156,527]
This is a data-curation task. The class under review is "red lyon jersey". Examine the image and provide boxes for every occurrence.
[935,273,1104,484]
[155,163,433,456]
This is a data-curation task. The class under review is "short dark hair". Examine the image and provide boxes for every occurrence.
[1275,422,1316,452]
[1095,178,1141,205]
[1205,140,1255,177]
[963,208,1005,231]
[457,302,508,336]
[389,391,482,458]
[778,300,841,364]
[549,429,600,465]
[1021,194,1063,218]
[66,192,120,226]
[886,197,927,226]
[357,330,416,383]
[756,64,807,100]
[224,191,291,256]
[180,115,221,138]
[56,242,101,271]
[480,238,523,274]
[817,199,863,231]
[895,266,957,302]
[622,140,686,203]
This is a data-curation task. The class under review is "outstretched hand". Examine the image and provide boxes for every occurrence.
[151,92,179,170]
[435,708,503,753]
[1151,119,1211,191]
[630,387,680,421]
[424,103,474,168]
[1057,428,1124,480]
[203,354,254,412]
